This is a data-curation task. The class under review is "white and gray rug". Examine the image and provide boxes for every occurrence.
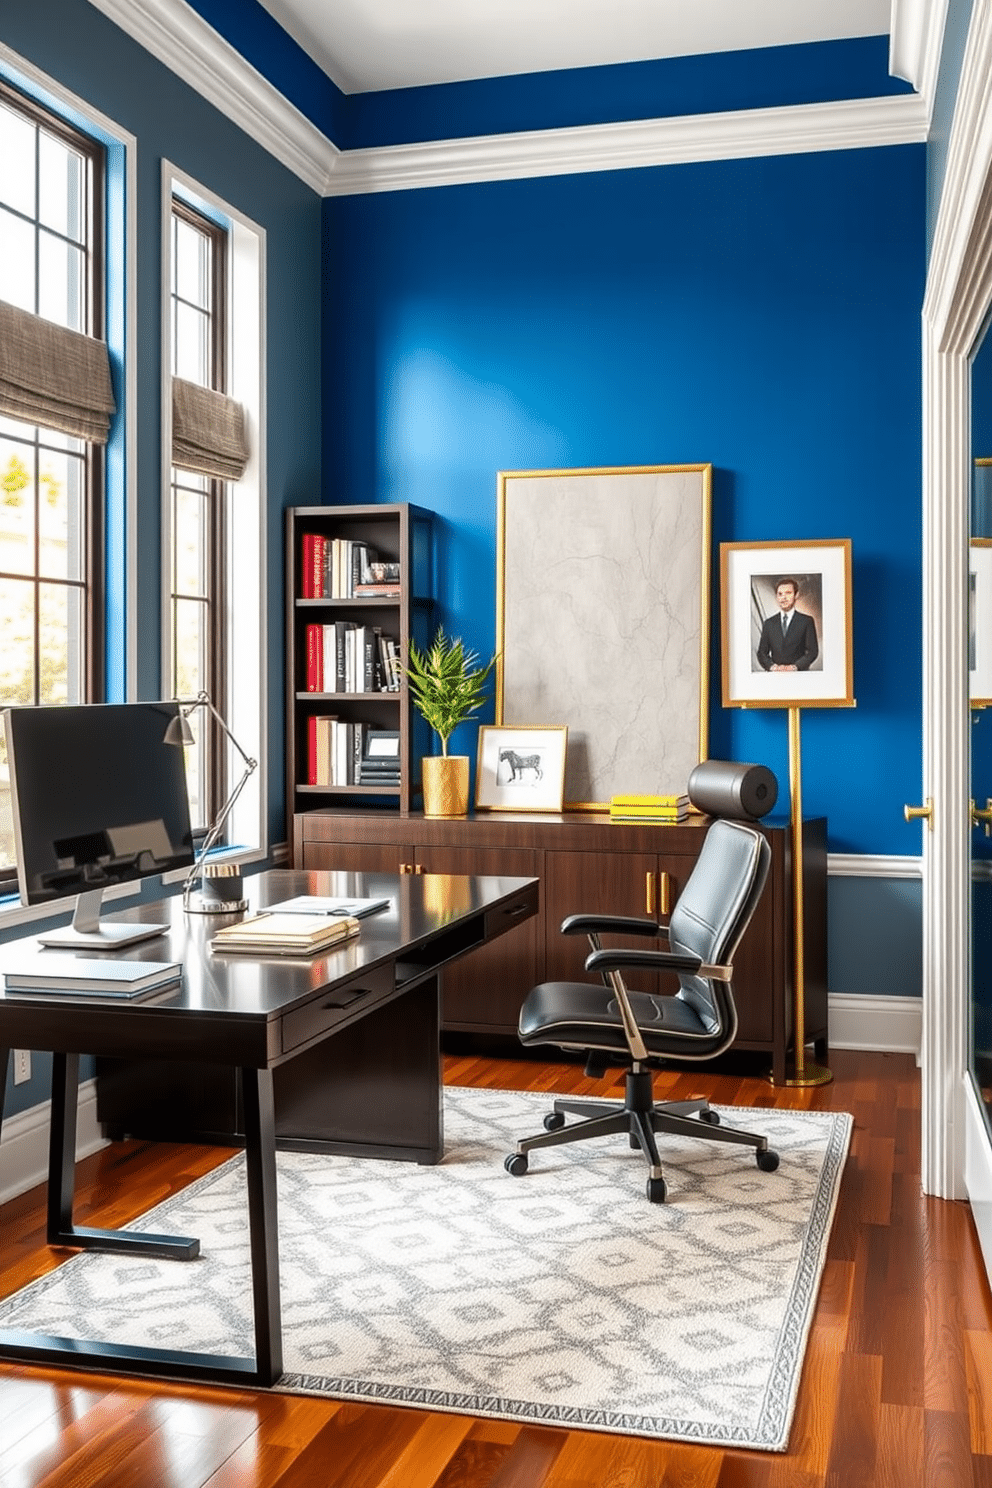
[0,1087,851,1451]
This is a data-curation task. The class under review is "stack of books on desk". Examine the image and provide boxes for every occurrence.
[211,912,361,956]
[2,957,183,999]
[609,793,690,824]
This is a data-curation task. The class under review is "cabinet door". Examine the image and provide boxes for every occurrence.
[300,839,415,873]
[414,844,541,1035]
[544,849,684,989]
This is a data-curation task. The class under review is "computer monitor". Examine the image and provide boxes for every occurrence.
[3,701,195,949]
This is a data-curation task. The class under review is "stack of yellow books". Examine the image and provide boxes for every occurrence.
[609,793,690,824]
[211,912,360,955]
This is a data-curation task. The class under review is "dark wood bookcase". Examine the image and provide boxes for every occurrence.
[285,503,433,822]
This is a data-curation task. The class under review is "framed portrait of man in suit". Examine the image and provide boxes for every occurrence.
[720,539,854,708]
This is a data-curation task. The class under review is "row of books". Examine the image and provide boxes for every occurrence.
[305,623,401,694]
[307,719,402,788]
[609,793,690,824]
[300,534,402,599]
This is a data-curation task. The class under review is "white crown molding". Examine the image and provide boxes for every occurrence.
[325,93,929,196]
[827,852,922,877]
[84,0,338,194]
[890,0,948,120]
[87,0,926,197]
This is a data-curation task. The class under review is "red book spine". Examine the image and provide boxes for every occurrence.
[301,534,314,598]
[306,624,324,691]
[313,535,325,599]
[307,713,317,785]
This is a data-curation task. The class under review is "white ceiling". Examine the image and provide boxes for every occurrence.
[255,0,892,96]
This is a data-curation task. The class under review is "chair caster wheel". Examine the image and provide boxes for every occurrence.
[543,1111,566,1131]
[756,1148,780,1172]
[505,1152,528,1176]
[646,1175,667,1203]
[698,1108,720,1125]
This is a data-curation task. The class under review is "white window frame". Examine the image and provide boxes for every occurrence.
[161,163,267,870]
[0,41,137,928]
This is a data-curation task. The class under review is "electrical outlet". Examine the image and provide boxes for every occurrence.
[13,1050,31,1085]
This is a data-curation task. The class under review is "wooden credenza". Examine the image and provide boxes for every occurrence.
[293,809,828,1084]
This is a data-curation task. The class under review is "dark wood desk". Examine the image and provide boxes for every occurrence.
[0,869,539,1388]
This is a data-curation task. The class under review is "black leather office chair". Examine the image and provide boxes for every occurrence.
[504,817,778,1202]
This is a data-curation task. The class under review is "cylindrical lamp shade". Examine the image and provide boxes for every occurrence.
[687,760,779,821]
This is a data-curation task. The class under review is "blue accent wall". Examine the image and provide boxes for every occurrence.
[324,145,926,855]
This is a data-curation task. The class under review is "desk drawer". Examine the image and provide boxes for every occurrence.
[282,963,392,1054]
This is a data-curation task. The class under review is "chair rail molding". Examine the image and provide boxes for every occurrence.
[84,0,926,195]
[827,852,921,878]
[920,0,992,1199]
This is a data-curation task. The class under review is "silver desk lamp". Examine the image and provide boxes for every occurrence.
[164,691,257,914]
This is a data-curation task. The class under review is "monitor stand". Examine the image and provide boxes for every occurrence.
[37,886,168,951]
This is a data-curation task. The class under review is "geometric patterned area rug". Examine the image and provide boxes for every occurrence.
[0,1087,851,1452]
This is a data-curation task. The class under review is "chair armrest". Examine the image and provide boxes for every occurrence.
[561,913,665,938]
[586,947,732,981]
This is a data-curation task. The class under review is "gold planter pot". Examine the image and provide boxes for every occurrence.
[422,755,469,817]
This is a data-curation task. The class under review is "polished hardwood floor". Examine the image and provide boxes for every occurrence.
[1,1048,990,1487]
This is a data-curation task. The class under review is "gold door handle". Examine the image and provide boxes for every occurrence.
[903,798,933,828]
[972,799,992,836]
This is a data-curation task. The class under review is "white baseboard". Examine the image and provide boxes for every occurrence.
[828,992,922,1059]
[0,1079,108,1207]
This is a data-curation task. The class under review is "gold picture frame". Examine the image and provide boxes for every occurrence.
[496,464,711,808]
[720,538,854,709]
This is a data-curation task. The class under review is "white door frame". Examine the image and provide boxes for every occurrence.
[921,0,992,1201]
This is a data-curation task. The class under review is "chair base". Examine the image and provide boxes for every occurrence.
[505,1068,779,1202]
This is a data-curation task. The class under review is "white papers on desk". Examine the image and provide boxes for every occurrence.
[263,896,391,919]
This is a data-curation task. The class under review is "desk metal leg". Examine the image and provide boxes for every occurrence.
[46,1052,199,1260]
[0,1059,284,1387]
[241,1067,282,1385]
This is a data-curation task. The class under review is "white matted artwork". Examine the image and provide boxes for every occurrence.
[496,465,711,808]
[720,539,854,709]
[971,539,992,706]
[475,726,567,811]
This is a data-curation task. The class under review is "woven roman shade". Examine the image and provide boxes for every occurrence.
[0,298,116,443]
[172,377,249,482]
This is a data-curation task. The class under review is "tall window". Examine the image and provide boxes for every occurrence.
[0,82,105,878]
[169,200,227,835]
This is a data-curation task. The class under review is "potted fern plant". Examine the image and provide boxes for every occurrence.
[403,628,496,816]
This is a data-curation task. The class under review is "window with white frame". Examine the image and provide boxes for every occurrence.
[0,79,107,880]
[164,167,265,866]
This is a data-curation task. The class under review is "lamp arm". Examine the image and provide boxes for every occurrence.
[176,692,258,911]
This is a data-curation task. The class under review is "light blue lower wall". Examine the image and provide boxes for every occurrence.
[828,874,922,996]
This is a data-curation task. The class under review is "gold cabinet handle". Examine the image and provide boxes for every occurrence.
[645,871,656,916]
[658,870,671,917]
[903,798,933,829]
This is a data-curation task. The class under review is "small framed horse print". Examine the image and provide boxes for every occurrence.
[475,726,568,812]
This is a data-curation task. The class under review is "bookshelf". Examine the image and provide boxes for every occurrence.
[286,503,433,819]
